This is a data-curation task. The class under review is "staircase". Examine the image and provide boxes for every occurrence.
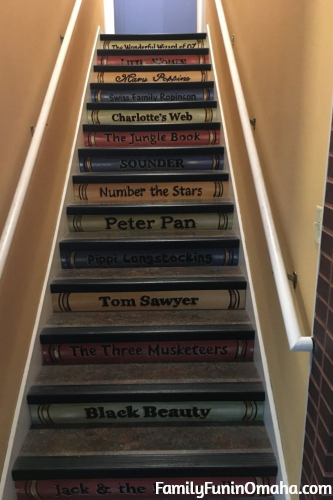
[12,32,278,499]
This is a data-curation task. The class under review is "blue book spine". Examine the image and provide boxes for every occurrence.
[61,248,239,269]
[79,154,224,172]
[91,88,213,102]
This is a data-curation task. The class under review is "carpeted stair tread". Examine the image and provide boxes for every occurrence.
[17,424,271,456]
[45,309,252,327]
[34,362,261,386]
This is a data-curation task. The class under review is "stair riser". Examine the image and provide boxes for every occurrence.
[101,39,207,50]
[61,247,239,269]
[16,477,275,500]
[97,55,210,65]
[87,108,217,125]
[94,70,212,84]
[43,339,253,364]
[68,213,233,232]
[79,154,224,172]
[84,129,220,147]
[91,87,214,102]
[29,401,264,426]
[52,289,246,313]
[73,181,227,203]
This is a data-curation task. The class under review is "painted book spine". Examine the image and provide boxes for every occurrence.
[68,213,233,233]
[52,289,245,313]
[101,39,207,49]
[43,339,253,365]
[73,181,228,203]
[83,129,220,147]
[29,401,264,426]
[87,108,216,125]
[97,54,210,65]
[94,70,212,84]
[90,88,214,102]
[16,476,275,500]
[61,247,239,269]
[79,154,224,172]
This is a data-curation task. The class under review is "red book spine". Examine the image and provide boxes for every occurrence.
[97,54,210,65]
[16,476,275,499]
[83,129,220,148]
[42,340,254,365]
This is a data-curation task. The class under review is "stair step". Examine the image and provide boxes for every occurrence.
[78,145,224,172]
[90,81,215,103]
[66,200,234,233]
[86,101,217,125]
[83,122,221,147]
[50,267,246,313]
[97,48,210,66]
[93,65,212,85]
[28,365,264,425]
[72,172,228,204]
[13,425,277,481]
[59,231,239,269]
[45,309,252,328]
[40,322,254,364]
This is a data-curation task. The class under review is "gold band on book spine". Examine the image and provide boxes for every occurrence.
[88,132,96,146]
[85,157,92,172]
[218,212,228,229]
[212,154,218,170]
[37,404,55,425]
[204,108,213,122]
[102,56,108,65]
[58,293,72,312]
[78,184,88,201]
[25,480,44,500]
[242,401,258,422]
[198,39,204,48]
[201,70,208,81]
[48,344,61,363]
[70,251,77,269]
[213,181,224,198]
[228,289,241,309]
[235,340,247,360]
[73,214,83,232]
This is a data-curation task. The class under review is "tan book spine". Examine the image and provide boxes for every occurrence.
[52,289,246,313]
[73,181,228,202]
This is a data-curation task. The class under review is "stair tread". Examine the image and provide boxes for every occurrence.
[67,199,233,212]
[60,229,238,241]
[100,33,207,41]
[34,362,261,387]
[17,424,271,456]
[46,309,251,328]
[72,171,228,181]
[53,266,243,281]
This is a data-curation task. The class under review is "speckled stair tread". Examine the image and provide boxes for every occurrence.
[68,198,232,208]
[46,309,252,327]
[34,362,261,386]
[18,425,272,456]
[54,266,243,280]
[60,229,237,241]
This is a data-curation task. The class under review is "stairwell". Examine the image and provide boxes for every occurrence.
[12,32,278,500]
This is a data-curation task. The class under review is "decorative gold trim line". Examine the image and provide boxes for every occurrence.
[86,157,92,172]
[25,480,43,500]
[70,250,77,269]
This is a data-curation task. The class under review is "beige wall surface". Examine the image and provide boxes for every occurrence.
[206,0,333,488]
[0,0,104,473]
